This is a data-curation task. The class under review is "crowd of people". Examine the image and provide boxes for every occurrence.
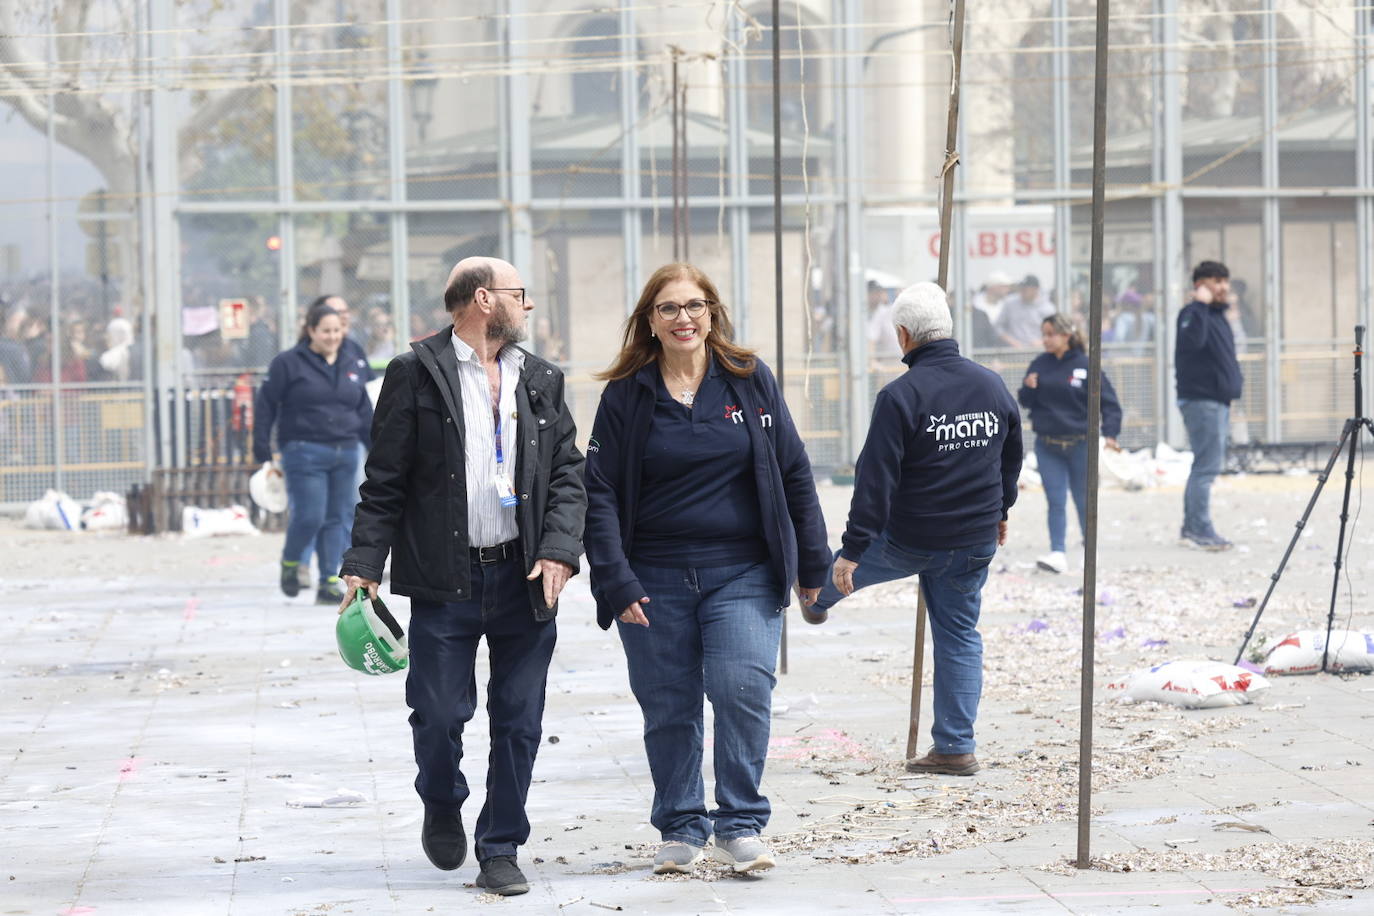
[0,297,143,386]
[291,253,1245,899]
[10,253,1246,897]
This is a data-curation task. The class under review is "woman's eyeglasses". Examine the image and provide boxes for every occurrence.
[653,299,712,321]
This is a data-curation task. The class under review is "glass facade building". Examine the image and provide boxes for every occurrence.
[1,0,1370,502]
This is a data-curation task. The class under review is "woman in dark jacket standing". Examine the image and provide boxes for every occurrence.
[584,263,829,876]
[254,302,372,603]
[1018,313,1122,574]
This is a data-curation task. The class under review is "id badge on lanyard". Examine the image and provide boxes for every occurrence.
[493,406,518,508]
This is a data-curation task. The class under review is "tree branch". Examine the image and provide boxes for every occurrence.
[0,4,69,137]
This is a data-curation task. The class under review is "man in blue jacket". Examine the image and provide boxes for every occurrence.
[804,282,1022,777]
[1175,261,1242,550]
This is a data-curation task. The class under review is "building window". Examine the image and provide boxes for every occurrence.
[746,9,820,134]
[571,17,625,117]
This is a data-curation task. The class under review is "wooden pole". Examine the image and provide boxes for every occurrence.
[907,0,966,764]
[771,0,788,675]
[1076,0,1111,870]
[671,53,681,261]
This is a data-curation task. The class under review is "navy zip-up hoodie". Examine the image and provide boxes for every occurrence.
[583,356,830,630]
[1175,300,1243,404]
[253,340,373,463]
[1017,347,1123,439]
[841,338,1023,560]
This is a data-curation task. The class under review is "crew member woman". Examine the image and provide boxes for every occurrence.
[254,301,372,603]
[1017,313,1122,574]
[583,263,829,876]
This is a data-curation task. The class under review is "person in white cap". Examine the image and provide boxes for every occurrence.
[971,271,1012,325]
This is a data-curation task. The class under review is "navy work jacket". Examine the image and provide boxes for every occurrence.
[253,339,373,463]
[583,356,830,630]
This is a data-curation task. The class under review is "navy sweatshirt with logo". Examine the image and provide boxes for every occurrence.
[841,338,1023,560]
[1175,300,1243,404]
[1016,347,1123,439]
[253,340,373,463]
[584,357,830,629]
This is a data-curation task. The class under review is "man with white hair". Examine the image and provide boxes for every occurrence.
[802,282,1022,777]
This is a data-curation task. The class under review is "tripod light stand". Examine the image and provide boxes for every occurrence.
[1235,326,1374,671]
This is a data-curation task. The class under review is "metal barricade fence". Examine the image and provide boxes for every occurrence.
[0,383,147,506]
[1,342,1361,514]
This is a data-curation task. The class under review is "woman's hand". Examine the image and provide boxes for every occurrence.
[795,585,821,607]
[264,459,283,479]
[619,597,650,627]
[1023,372,1038,389]
[831,557,859,596]
[1105,437,1122,452]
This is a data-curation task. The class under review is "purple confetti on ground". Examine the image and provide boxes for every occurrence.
[1140,638,1169,648]
[1098,590,1117,606]
[1236,660,1265,674]
[1101,625,1127,640]
[1026,619,1050,633]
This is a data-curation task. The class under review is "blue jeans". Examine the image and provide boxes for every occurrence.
[1035,436,1087,553]
[408,556,557,861]
[616,561,784,846]
[279,440,358,582]
[1179,398,1229,535]
[298,442,365,571]
[814,533,996,755]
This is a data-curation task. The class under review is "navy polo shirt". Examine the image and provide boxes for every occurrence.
[631,368,767,567]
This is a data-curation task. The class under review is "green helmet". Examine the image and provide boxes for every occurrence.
[336,589,409,676]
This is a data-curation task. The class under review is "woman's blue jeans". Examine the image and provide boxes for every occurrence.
[616,561,784,846]
[813,533,996,755]
[279,440,358,583]
[1034,436,1088,553]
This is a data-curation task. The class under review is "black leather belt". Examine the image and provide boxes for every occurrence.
[1038,434,1086,448]
[471,540,519,564]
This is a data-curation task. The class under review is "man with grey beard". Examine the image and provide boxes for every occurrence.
[341,257,586,897]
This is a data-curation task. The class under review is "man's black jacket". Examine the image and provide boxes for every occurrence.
[341,329,586,620]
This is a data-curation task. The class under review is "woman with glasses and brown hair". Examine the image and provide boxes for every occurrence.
[583,263,830,876]
[1018,312,1123,574]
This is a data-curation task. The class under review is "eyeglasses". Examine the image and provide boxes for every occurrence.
[485,287,526,305]
[653,299,712,321]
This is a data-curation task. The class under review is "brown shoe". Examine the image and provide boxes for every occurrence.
[904,751,979,776]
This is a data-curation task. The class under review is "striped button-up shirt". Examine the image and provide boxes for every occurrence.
[451,331,523,548]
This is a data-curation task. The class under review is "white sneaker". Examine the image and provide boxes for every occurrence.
[652,841,704,874]
[1036,551,1068,574]
[712,835,776,873]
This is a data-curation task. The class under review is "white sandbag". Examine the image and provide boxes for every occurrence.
[23,489,82,530]
[1262,630,1374,675]
[81,492,128,531]
[1107,659,1270,709]
[1152,442,1193,488]
[1099,443,1153,491]
[182,504,258,538]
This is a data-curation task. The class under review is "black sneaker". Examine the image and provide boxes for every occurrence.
[280,562,301,598]
[420,808,466,870]
[475,856,529,896]
[316,578,345,605]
